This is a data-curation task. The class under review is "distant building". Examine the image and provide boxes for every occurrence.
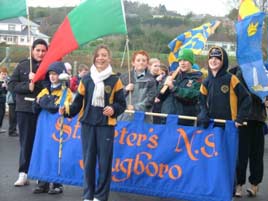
[0,16,49,46]
[152,15,165,18]
[203,40,236,56]
[125,13,138,18]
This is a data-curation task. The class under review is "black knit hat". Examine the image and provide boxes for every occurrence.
[48,61,66,75]
[208,46,223,61]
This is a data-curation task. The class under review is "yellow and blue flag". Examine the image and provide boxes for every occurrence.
[168,21,220,71]
[238,0,260,21]
[236,8,268,101]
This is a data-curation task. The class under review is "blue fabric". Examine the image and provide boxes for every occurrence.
[59,87,67,107]
[236,12,268,102]
[28,110,83,186]
[192,63,200,70]
[29,110,238,201]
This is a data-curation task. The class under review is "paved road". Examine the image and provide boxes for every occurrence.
[0,116,267,201]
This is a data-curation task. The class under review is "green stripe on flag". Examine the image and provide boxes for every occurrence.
[0,0,27,20]
[68,0,127,46]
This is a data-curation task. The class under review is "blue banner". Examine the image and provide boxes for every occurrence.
[236,12,268,101]
[28,110,83,186]
[29,111,238,201]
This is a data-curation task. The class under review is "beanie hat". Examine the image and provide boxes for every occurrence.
[48,61,66,75]
[208,46,223,61]
[177,49,194,65]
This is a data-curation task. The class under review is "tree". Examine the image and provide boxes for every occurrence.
[258,0,268,11]
[158,4,167,15]
[227,8,238,21]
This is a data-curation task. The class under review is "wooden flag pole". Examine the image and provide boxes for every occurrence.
[160,66,181,94]
[26,7,32,73]
[120,37,128,68]
[124,110,247,125]
[126,36,132,105]
[210,20,221,34]
[57,71,69,175]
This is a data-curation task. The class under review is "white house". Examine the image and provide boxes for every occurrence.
[202,40,236,56]
[0,16,49,46]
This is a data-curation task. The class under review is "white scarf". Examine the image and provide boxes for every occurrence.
[90,64,112,107]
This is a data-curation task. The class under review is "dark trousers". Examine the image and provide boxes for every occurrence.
[0,102,5,127]
[8,103,17,135]
[81,124,114,201]
[236,120,265,186]
[17,112,38,173]
[152,102,163,124]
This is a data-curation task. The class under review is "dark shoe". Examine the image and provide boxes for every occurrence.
[33,186,49,194]
[48,186,63,194]
[9,132,19,137]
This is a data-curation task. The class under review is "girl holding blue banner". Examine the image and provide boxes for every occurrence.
[59,45,126,201]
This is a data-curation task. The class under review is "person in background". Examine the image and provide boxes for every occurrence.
[69,64,89,93]
[148,58,165,123]
[64,62,72,76]
[0,66,8,133]
[156,64,169,83]
[6,87,18,137]
[118,50,157,122]
[8,38,48,187]
[32,61,73,194]
[229,66,266,197]
[59,45,126,201]
[148,58,161,77]
[153,63,169,124]
[158,49,202,125]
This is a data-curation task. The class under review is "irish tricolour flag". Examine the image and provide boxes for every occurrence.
[33,0,127,82]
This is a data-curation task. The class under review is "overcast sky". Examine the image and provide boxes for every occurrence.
[27,0,234,16]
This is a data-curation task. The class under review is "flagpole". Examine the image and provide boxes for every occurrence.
[126,35,132,105]
[57,71,69,175]
[124,110,247,125]
[26,4,32,73]
[120,38,128,68]
[210,20,221,34]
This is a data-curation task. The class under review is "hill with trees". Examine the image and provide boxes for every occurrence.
[29,1,235,53]
[1,0,238,71]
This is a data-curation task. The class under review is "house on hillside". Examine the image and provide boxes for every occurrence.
[0,17,49,46]
[153,15,165,18]
[203,40,236,56]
